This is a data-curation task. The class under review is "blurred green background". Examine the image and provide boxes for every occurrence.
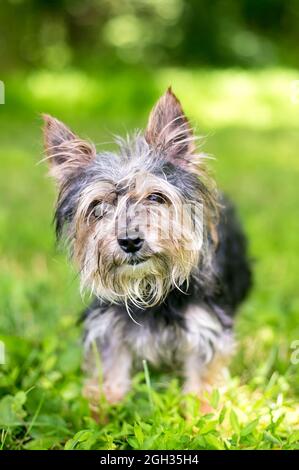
[0,0,298,450]
[1,0,299,69]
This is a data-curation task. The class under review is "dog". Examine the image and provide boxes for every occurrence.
[43,88,251,415]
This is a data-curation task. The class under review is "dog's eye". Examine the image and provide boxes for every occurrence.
[88,201,106,220]
[93,204,104,218]
[146,193,166,204]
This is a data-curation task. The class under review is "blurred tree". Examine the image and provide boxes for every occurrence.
[0,0,299,71]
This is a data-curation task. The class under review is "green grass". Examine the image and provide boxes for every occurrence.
[0,67,298,450]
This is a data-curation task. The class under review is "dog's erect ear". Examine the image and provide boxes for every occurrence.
[145,88,196,168]
[42,114,96,181]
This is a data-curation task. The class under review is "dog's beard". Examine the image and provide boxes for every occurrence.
[79,244,198,308]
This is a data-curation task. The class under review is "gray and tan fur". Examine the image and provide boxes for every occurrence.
[43,88,251,413]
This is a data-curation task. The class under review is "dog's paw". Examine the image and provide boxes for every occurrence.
[102,384,125,404]
[182,383,216,417]
[82,378,108,423]
[83,378,129,421]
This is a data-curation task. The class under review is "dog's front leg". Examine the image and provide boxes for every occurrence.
[101,342,133,404]
[83,338,132,419]
[84,342,132,404]
[183,349,227,392]
[182,350,230,414]
[84,313,132,410]
[182,305,233,413]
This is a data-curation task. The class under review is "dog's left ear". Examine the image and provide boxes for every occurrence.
[42,114,96,182]
[145,88,196,168]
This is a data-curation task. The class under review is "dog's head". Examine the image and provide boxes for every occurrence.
[43,89,217,307]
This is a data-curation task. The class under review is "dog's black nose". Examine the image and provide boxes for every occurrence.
[117,236,144,254]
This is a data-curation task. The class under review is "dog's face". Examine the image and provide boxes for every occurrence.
[43,89,216,307]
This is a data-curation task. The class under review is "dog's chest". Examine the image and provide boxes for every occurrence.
[123,304,228,368]
[125,322,186,366]
[84,303,226,369]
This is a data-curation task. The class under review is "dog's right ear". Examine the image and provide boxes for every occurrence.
[42,114,96,182]
[145,88,196,169]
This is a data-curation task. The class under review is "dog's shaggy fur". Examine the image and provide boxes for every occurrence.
[43,89,252,412]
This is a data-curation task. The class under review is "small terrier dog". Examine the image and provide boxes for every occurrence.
[43,89,251,414]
